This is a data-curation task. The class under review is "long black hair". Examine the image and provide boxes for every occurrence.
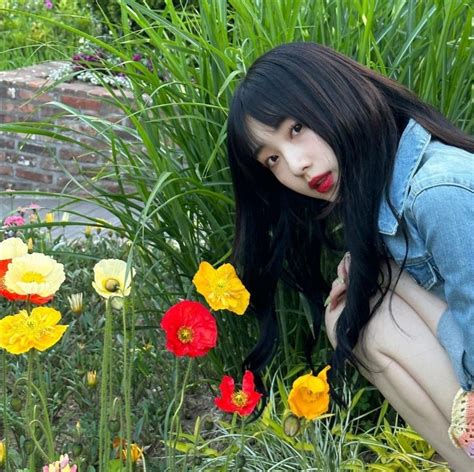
[227,42,474,400]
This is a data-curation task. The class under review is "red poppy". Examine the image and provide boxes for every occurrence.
[214,370,262,416]
[160,300,217,357]
[0,259,52,305]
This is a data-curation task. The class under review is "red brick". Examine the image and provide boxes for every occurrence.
[39,105,61,118]
[21,143,56,158]
[0,113,16,123]
[1,152,18,163]
[56,175,81,189]
[15,169,53,184]
[59,148,100,163]
[18,103,39,113]
[40,158,75,173]
[18,89,55,102]
[25,79,49,89]
[0,138,15,149]
[0,165,12,175]
[60,95,102,112]
[0,101,15,113]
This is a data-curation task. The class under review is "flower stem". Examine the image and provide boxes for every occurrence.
[31,357,55,459]
[168,357,193,471]
[1,350,9,472]
[26,350,36,471]
[122,298,132,472]
[239,416,246,454]
[98,299,113,472]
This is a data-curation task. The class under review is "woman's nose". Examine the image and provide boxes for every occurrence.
[286,151,311,175]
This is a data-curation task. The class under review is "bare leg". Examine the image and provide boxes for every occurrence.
[325,290,473,471]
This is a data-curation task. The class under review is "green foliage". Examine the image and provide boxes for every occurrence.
[167,381,450,471]
[0,0,100,70]
[0,2,472,467]
[1,0,471,376]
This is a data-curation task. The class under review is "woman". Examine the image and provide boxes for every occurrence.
[227,42,473,468]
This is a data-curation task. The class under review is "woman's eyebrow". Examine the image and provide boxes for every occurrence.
[253,144,263,158]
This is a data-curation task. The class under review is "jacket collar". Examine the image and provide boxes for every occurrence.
[378,119,431,235]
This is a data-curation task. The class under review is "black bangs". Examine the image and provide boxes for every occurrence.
[228,81,286,163]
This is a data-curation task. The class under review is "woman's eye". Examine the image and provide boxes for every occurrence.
[291,123,303,136]
[266,155,279,168]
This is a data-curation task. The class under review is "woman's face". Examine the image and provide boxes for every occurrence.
[248,117,340,202]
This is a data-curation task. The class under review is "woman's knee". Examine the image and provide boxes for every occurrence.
[324,291,404,360]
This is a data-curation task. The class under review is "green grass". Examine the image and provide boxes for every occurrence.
[0,1,471,468]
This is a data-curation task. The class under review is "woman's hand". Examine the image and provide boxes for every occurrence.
[326,252,350,311]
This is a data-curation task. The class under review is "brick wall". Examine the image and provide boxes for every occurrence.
[0,62,132,192]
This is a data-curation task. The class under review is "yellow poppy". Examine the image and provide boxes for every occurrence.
[44,212,54,224]
[113,438,144,463]
[192,261,250,315]
[0,440,5,466]
[0,307,68,354]
[0,237,28,260]
[4,253,65,297]
[92,259,134,299]
[126,443,143,463]
[288,366,331,420]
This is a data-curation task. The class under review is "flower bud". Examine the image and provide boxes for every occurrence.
[68,293,84,315]
[108,419,120,433]
[23,439,35,455]
[202,415,214,431]
[235,453,246,469]
[86,370,97,388]
[110,296,124,310]
[191,454,202,466]
[10,395,23,412]
[283,414,301,437]
[72,443,83,456]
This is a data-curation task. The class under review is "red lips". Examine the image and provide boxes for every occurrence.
[308,172,334,193]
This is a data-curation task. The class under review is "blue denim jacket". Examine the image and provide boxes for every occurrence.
[378,119,474,391]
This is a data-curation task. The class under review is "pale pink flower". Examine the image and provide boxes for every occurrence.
[18,203,41,213]
[42,453,77,472]
[3,215,25,227]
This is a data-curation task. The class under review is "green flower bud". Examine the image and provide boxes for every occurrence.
[235,453,246,469]
[23,439,35,455]
[10,396,23,412]
[108,419,120,433]
[283,414,301,437]
[72,443,83,456]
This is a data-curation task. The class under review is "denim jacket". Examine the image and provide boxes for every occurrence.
[378,119,474,391]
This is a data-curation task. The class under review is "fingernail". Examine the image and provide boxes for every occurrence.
[324,295,331,307]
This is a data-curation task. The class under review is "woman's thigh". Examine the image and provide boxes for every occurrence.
[325,289,459,421]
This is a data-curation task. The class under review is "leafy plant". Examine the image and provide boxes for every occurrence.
[0,1,471,468]
[0,0,100,70]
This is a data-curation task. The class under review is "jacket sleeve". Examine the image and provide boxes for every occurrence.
[412,183,474,391]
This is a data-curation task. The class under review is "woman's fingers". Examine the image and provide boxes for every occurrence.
[326,252,351,310]
[337,252,350,280]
